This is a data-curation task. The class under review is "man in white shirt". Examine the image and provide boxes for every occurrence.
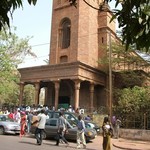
[34,109,47,145]
[14,109,21,124]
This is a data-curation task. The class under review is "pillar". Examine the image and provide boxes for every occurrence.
[34,82,40,106]
[54,81,60,110]
[74,80,81,111]
[44,87,48,105]
[89,83,94,113]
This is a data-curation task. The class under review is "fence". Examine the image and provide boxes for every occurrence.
[120,112,150,130]
[84,107,150,130]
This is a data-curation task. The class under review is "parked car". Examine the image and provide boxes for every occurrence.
[31,118,97,142]
[46,110,101,134]
[0,114,20,135]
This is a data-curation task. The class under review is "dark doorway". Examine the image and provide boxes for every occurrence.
[58,96,70,109]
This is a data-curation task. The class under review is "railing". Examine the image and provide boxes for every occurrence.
[115,112,150,130]
[84,107,150,130]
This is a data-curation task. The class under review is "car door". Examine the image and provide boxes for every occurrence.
[64,122,77,141]
[45,119,58,138]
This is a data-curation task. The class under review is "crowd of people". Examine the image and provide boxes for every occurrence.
[0,105,88,148]
[0,105,121,149]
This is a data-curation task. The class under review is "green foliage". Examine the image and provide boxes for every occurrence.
[1,0,149,51]
[0,26,35,81]
[98,42,148,73]
[0,81,19,106]
[111,0,150,52]
[69,0,150,52]
[113,86,150,129]
[0,27,36,106]
[27,0,37,5]
[0,27,35,59]
[114,86,150,115]
[23,85,35,106]
[115,71,145,88]
[0,0,37,30]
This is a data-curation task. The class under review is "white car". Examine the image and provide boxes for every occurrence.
[0,114,20,135]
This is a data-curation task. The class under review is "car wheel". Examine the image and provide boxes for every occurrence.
[0,126,5,135]
[84,135,89,142]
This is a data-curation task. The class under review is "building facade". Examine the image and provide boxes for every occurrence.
[18,0,117,112]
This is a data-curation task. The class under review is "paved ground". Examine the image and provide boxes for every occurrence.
[0,134,150,150]
[0,134,120,150]
[21,134,150,150]
[112,137,150,150]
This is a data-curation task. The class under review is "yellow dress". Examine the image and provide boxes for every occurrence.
[102,123,112,150]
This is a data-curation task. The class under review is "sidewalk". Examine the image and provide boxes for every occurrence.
[112,137,150,150]
[27,133,150,150]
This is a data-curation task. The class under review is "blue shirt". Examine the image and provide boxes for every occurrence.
[77,120,85,131]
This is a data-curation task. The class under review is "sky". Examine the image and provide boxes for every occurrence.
[12,0,118,69]
[12,0,53,68]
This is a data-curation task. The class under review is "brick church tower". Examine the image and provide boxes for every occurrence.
[49,0,116,69]
[18,0,117,112]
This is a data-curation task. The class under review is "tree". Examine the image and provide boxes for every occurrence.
[0,26,36,106]
[114,86,150,113]
[69,0,150,52]
[0,26,36,80]
[23,85,35,106]
[113,86,150,129]
[99,42,150,73]
[0,0,149,52]
[0,0,37,30]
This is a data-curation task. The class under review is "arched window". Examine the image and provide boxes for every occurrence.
[59,18,71,49]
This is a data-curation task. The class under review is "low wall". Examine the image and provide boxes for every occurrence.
[120,129,150,141]
[91,114,150,141]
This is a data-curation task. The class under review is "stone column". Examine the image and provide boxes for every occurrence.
[44,87,48,105]
[19,82,25,106]
[54,81,60,110]
[74,80,81,111]
[34,82,40,106]
[89,83,94,113]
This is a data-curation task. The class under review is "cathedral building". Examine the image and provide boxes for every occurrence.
[18,0,119,112]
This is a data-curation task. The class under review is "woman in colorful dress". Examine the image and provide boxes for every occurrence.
[20,111,27,137]
[102,116,113,150]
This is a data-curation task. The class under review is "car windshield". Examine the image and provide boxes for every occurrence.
[67,119,77,127]
[64,113,78,126]
[64,113,77,120]
[71,113,79,119]
[0,115,14,122]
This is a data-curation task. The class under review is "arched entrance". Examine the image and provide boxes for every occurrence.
[58,96,70,109]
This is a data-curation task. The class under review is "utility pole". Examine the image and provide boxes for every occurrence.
[108,31,112,119]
